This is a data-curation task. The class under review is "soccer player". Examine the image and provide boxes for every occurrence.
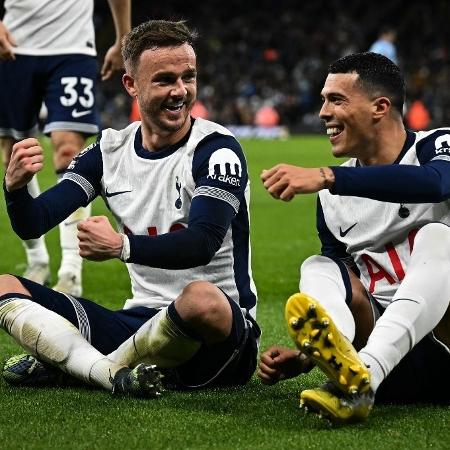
[0,0,131,296]
[0,20,260,397]
[258,52,450,423]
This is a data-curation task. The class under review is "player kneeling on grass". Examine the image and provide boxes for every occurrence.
[258,52,450,423]
[0,20,259,397]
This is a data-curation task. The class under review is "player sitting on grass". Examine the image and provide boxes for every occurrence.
[258,52,450,423]
[0,20,260,397]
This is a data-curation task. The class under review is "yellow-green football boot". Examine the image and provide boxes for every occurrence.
[300,381,374,424]
[285,293,371,395]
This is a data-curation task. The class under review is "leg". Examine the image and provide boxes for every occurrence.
[51,130,90,296]
[0,274,126,390]
[109,281,259,388]
[109,281,230,368]
[298,255,375,349]
[359,223,450,393]
[1,137,50,284]
[286,255,375,422]
[42,54,100,295]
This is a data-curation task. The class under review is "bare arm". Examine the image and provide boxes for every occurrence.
[0,20,16,60]
[5,138,44,191]
[258,345,314,385]
[261,164,335,201]
[100,0,132,80]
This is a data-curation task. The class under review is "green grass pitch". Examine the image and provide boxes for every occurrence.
[0,135,448,449]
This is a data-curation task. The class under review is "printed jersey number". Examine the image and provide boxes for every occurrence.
[123,223,186,236]
[361,228,418,293]
[59,77,94,108]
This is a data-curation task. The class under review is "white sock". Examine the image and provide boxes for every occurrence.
[359,223,450,392]
[300,255,355,341]
[57,175,91,279]
[108,306,201,368]
[0,296,124,390]
[23,177,49,265]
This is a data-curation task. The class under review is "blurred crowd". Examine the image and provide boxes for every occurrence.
[95,0,450,132]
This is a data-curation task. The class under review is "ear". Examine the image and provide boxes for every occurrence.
[122,73,137,98]
[372,97,391,119]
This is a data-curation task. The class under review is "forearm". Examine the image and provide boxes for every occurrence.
[4,180,88,239]
[127,224,224,269]
[107,0,131,42]
[330,162,450,203]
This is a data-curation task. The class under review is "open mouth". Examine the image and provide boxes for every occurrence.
[164,102,185,113]
[326,126,343,139]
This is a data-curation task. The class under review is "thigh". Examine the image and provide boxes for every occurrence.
[15,276,159,355]
[0,55,43,138]
[169,294,261,389]
[42,54,100,136]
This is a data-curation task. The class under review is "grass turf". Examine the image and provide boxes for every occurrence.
[0,135,448,449]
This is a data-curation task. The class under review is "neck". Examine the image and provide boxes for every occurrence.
[140,118,191,151]
[358,119,407,166]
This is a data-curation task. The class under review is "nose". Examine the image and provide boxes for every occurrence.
[171,78,188,97]
[319,101,331,122]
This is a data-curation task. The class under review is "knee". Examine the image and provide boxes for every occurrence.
[300,254,330,276]
[0,274,29,297]
[414,223,450,259]
[177,281,229,322]
[51,132,85,170]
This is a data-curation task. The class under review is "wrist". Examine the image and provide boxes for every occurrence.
[319,167,335,190]
[119,233,130,261]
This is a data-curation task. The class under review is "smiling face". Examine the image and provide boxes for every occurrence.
[319,73,378,159]
[123,43,197,138]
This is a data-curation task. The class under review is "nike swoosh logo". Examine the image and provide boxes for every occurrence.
[64,219,81,226]
[72,109,92,118]
[105,189,133,198]
[339,223,357,237]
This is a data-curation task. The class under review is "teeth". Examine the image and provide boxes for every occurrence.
[326,127,341,136]
[166,103,184,110]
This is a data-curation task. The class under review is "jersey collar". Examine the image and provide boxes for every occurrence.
[134,118,195,159]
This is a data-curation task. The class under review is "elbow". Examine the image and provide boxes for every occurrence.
[193,247,217,267]
[12,225,42,240]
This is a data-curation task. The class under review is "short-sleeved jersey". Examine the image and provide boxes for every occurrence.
[318,128,450,307]
[3,0,96,56]
[63,118,257,316]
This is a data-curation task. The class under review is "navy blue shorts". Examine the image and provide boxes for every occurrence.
[371,298,450,404]
[0,54,100,139]
[15,276,260,389]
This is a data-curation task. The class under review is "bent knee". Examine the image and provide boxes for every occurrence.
[414,223,450,259]
[177,281,230,322]
[0,274,30,297]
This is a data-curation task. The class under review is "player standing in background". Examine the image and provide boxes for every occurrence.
[369,27,398,64]
[0,0,131,296]
[258,52,450,423]
[0,20,260,397]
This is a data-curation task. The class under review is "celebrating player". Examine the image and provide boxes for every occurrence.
[0,20,260,397]
[258,52,450,423]
[0,0,131,296]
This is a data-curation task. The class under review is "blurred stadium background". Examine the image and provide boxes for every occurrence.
[92,0,450,135]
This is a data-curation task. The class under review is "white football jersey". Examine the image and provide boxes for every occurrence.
[3,0,96,56]
[64,119,257,316]
[319,129,450,307]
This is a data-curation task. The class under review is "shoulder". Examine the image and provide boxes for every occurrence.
[185,120,247,186]
[190,118,234,141]
[412,128,450,164]
[99,122,141,154]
